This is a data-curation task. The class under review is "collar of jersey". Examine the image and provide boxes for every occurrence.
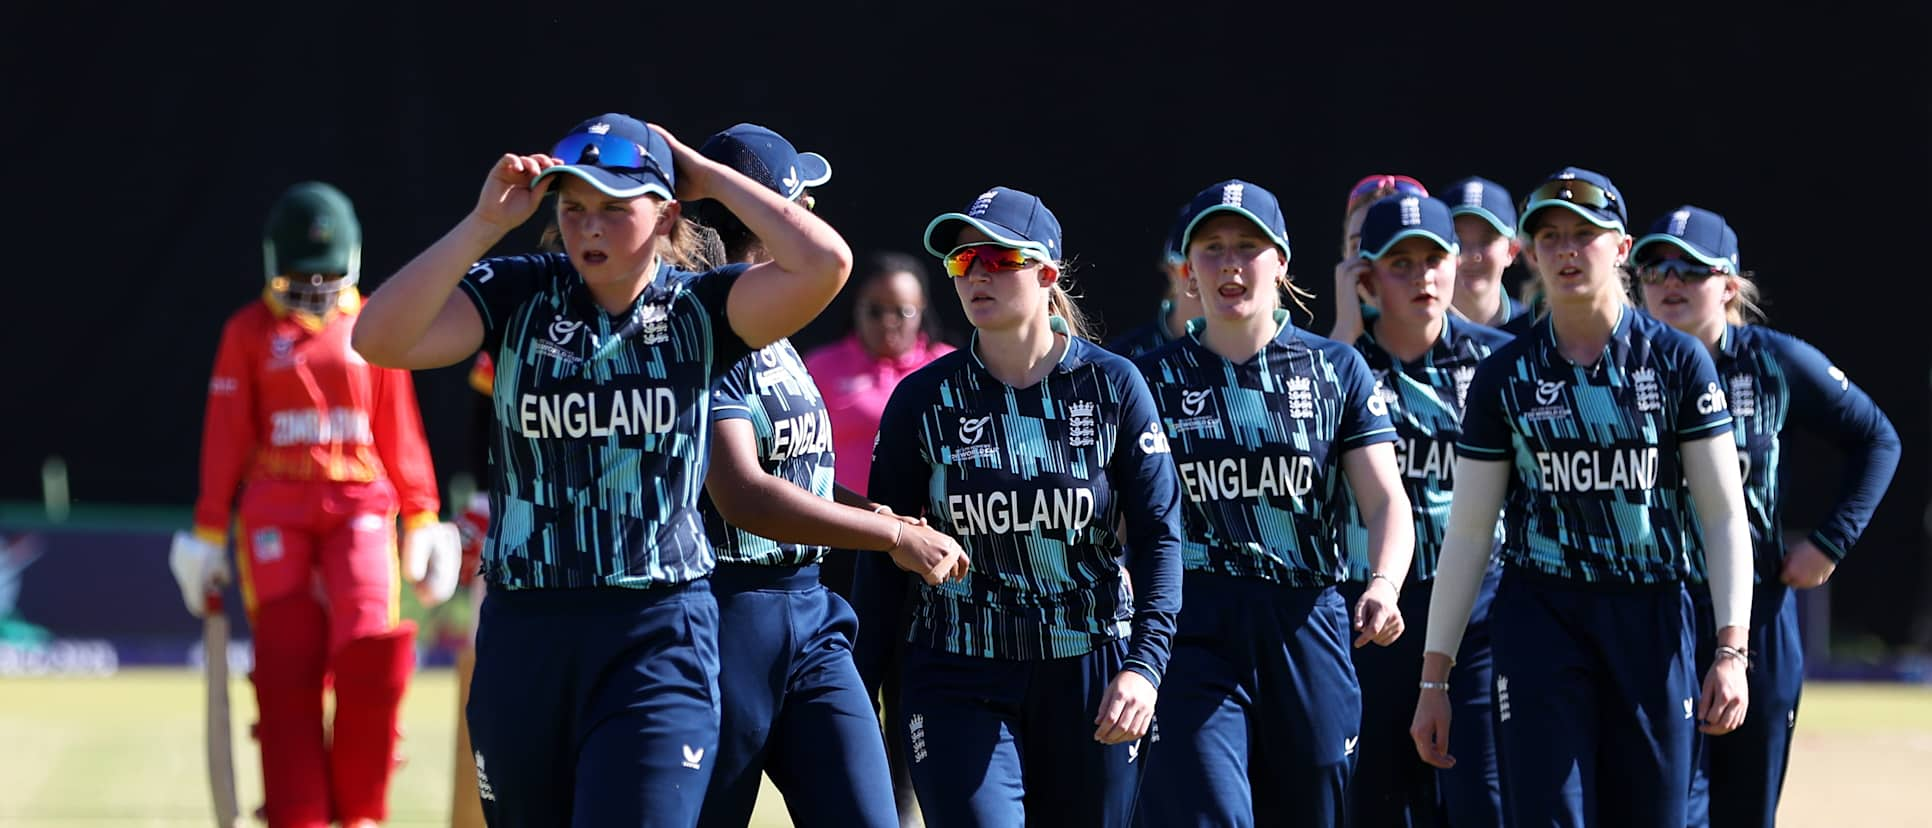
[1182,308,1296,351]
[563,256,671,320]
[1717,323,1742,359]
[967,315,1087,377]
[1538,302,1632,371]
[1364,313,1461,370]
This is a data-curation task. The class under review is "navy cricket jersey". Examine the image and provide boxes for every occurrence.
[1684,324,1899,581]
[1104,300,1184,359]
[698,338,837,568]
[1135,311,1399,587]
[1342,315,1514,582]
[1457,307,1734,585]
[458,253,751,589]
[868,328,1185,681]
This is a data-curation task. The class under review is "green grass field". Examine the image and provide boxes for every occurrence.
[2,670,1926,826]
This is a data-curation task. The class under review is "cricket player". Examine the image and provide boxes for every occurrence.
[169,181,459,828]
[350,112,853,826]
[1413,168,1755,827]
[853,186,1186,827]
[1339,193,1512,826]
[1634,205,1900,828]
[1132,179,1414,828]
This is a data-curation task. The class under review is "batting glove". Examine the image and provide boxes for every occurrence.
[168,530,229,618]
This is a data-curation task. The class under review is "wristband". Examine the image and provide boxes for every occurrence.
[1419,680,1450,692]
[1369,572,1401,595]
[1715,645,1750,668]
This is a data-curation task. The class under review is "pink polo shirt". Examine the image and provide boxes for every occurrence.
[802,332,955,492]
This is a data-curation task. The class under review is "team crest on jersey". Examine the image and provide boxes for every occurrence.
[270,334,294,360]
[1632,368,1662,413]
[636,302,671,345]
[1452,365,1476,409]
[1066,400,1098,448]
[1368,380,1397,418]
[1827,365,1849,391]
[1286,376,1315,419]
[1727,374,1756,417]
[535,315,589,364]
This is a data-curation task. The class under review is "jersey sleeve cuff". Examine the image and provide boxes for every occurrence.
[402,512,441,533]
[192,525,227,547]
[709,403,754,423]
[1808,530,1848,563]
[1122,659,1162,689]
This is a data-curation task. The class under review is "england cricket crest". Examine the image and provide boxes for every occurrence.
[1632,368,1662,413]
[1727,373,1756,417]
[1453,364,1476,409]
[1286,376,1315,420]
[1067,400,1097,448]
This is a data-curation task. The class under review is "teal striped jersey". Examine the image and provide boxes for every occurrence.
[1683,324,1899,582]
[699,338,837,567]
[458,254,750,589]
[868,331,1184,682]
[1135,311,1399,587]
[1457,307,1733,585]
[1343,315,1514,582]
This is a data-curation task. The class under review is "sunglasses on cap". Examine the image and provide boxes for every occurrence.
[1522,178,1619,216]
[1345,174,1428,216]
[1634,257,1730,284]
[550,132,669,175]
[943,244,1045,278]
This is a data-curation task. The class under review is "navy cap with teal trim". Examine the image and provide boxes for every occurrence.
[1358,194,1459,260]
[1518,166,1627,234]
[1446,176,1516,239]
[698,123,830,200]
[1179,179,1292,263]
[924,187,1062,261]
[532,113,676,200]
[1634,205,1741,272]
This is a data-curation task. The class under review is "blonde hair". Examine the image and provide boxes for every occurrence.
[1047,261,1095,340]
[1725,271,1766,324]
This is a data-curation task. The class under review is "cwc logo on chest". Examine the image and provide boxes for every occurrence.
[952,415,999,463]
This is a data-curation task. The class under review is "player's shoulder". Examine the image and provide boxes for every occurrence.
[1292,324,1373,372]
[1629,309,1712,363]
[1734,324,1816,360]
[897,347,972,391]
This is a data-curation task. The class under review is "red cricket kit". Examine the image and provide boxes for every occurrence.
[191,291,440,649]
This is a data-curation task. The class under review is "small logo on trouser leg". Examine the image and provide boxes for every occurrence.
[682,744,705,770]
[908,714,928,764]
[1497,675,1511,722]
[1684,698,1695,720]
[474,752,495,801]
[1344,736,1359,756]
[1128,741,1140,764]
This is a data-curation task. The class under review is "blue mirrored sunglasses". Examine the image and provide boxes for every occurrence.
[1635,256,1728,284]
[550,132,667,175]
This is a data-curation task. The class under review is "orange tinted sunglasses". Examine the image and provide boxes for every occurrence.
[943,244,1042,278]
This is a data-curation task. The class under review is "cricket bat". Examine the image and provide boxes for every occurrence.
[204,590,241,827]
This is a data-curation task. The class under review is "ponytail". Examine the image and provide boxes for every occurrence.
[1725,272,1766,325]
[1047,261,1094,340]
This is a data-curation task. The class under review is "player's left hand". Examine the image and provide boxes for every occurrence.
[1779,540,1837,590]
[1698,648,1751,735]
[1093,669,1157,745]
[647,124,719,204]
[403,522,462,607]
[1353,579,1404,647]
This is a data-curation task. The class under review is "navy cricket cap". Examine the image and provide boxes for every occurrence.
[1634,205,1741,272]
[533,113,675,200]
[1358,194,1459,260]
[1518,166,1627,234]
[1446,176,1517,239]
[923,187,1063,261]
[698,123,830,200]
[263,181,360,277]
[1179,179,1292,264]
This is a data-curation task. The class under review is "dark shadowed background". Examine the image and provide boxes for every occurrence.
[7,2,1929,651]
